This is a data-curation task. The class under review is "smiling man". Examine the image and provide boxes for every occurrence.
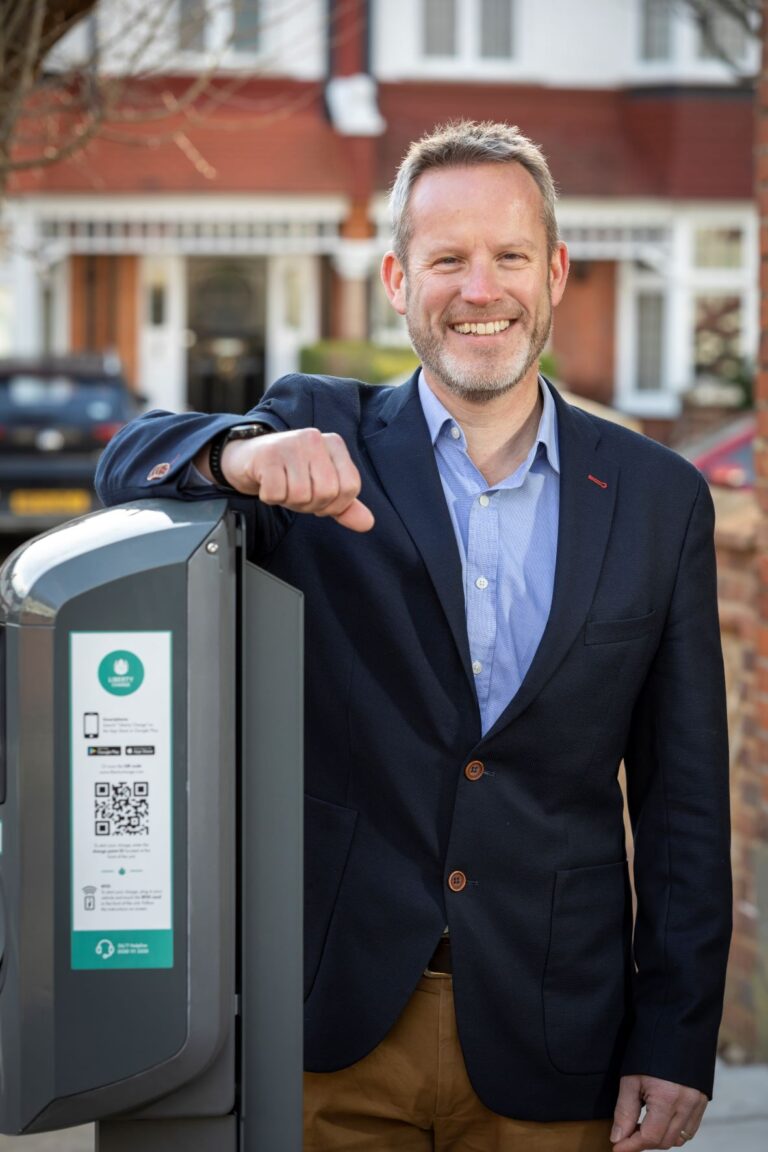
[96,121,731,1152]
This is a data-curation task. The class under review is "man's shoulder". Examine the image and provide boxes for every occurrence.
[254,372,407,433]
[267,371,396,403]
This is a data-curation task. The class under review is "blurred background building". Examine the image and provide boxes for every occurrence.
[0,0,759,439]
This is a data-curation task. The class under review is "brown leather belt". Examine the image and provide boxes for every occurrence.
[425,934,452,974]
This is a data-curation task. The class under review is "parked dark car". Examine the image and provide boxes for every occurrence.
[0,354,143,533]
[678,413,755,490]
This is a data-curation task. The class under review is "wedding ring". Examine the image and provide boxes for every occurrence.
[679,1130,692,1142]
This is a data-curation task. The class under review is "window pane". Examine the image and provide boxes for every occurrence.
[481,0,513,59]
[694,294,742,381]
[636,292,665,391]
[423,0,456,57]
[640,0,672,61]
[0,285,13,355]
[698,9,747,60]
[233,0,260,52]
[178,0,206,52]
[693,227,743,269]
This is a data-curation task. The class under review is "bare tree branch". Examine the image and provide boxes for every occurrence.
[676,0,761,73]
[0,0,365,198]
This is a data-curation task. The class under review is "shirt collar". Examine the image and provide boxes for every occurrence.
[417,370,560,476]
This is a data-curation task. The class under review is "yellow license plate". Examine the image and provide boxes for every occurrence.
[9,489,92,515]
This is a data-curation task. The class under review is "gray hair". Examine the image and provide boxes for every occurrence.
[390,120,559,263]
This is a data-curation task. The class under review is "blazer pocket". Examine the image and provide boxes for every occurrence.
[543,861,632,1075]
[304,793,358,1000]
[584,609,657,646]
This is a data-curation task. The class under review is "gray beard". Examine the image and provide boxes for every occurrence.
[406,306,551,404]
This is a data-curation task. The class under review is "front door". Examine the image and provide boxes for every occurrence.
[186,258,267,413]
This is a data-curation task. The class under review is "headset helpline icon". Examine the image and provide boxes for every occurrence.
[95,939,115,960]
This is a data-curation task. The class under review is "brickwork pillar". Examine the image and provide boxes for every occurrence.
[720,2,768,1060]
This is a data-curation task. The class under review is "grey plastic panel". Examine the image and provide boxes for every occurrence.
[97,1115,237,1152]
[240,563,304,1152]
[0,501,236,1135]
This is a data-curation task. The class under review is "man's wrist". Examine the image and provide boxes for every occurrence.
[208,423,273,491]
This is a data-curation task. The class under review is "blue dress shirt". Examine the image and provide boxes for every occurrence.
[417,374,560,734]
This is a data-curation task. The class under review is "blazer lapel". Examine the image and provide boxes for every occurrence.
[364,374,476,692]
[485,385,619,736]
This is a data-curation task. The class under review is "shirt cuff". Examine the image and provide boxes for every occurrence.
[181,462,216,491]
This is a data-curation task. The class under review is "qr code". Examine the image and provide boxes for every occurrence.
[94,781,149,836]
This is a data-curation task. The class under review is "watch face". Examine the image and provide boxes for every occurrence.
[228,424,266,440]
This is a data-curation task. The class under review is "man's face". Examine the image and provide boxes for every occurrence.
[382,163,569,403]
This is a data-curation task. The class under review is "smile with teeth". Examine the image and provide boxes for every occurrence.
[450,320,512,335]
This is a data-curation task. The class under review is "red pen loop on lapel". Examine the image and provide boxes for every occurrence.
[588,474,608,489]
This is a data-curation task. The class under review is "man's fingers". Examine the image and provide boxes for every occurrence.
[613,1076,708,1152]
[255,461,289,506]
[332,498,375,533]
[613,1110,675,1152]
[664,1097,707,1147]
[229,428,374,532]
[611,1076,643,1145]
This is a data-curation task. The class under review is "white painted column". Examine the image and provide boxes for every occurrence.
[742,208,760,371]
[614,258,635,409]
[8,202,42,353]
[265,255,321,385]
[666,218,693,401]
[138,254,186,411]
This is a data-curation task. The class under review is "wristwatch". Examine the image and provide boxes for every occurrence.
[208,422,272,490]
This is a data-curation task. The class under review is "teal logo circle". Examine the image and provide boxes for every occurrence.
[98,650,144,696]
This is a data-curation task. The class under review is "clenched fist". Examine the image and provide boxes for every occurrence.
[199,427,374,533]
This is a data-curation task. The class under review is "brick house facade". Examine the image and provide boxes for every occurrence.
[0,0,758,432]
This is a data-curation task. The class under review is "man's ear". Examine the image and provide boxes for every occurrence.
[549,242,570,308]
[381,251,407,316]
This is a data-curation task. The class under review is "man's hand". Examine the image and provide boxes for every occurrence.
[199,427,375,533]
[611,1075,708,1150]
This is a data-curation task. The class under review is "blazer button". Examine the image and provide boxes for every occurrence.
[448,870,467,892]
[464,760,484,781]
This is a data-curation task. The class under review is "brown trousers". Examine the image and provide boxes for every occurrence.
[304,973,614,1150]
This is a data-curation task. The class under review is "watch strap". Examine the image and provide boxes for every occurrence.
[208,423,272,491]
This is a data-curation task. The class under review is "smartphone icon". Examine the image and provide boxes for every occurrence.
[84,712,99,739]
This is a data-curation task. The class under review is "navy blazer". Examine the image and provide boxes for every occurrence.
[96,371,731,1122]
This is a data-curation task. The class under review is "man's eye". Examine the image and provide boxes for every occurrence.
[436,256,459,266]
[502,253,524,262]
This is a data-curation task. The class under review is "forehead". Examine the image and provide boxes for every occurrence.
[407,162,546,246]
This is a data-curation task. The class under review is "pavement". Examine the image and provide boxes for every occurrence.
[0,1061,765,1150]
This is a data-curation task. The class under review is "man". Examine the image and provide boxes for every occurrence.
[96,121,731,1151]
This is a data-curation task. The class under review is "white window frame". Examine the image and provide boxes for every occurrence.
[638,0,674,63]
[616,206,757,418]
[632,0,759,84]
[167,0,325,78]
[415,0,517,79]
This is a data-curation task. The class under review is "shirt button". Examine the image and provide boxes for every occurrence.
[472,660,482,675]
[479,494,490,507]
[450,426,461,440]
[448,870,467,892]
[465,760,485,781]
[475,576,488,590]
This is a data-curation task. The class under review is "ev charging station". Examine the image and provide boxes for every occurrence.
[0,499,303,1150]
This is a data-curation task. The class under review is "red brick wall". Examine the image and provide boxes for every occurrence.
[718,4,768,1061]
[715,492,762,1058]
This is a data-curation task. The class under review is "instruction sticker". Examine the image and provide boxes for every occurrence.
[70,632,173,970]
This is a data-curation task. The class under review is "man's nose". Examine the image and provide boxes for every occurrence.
[461,260,503,306]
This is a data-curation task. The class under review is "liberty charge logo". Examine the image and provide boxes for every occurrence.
[98,650,145,696]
